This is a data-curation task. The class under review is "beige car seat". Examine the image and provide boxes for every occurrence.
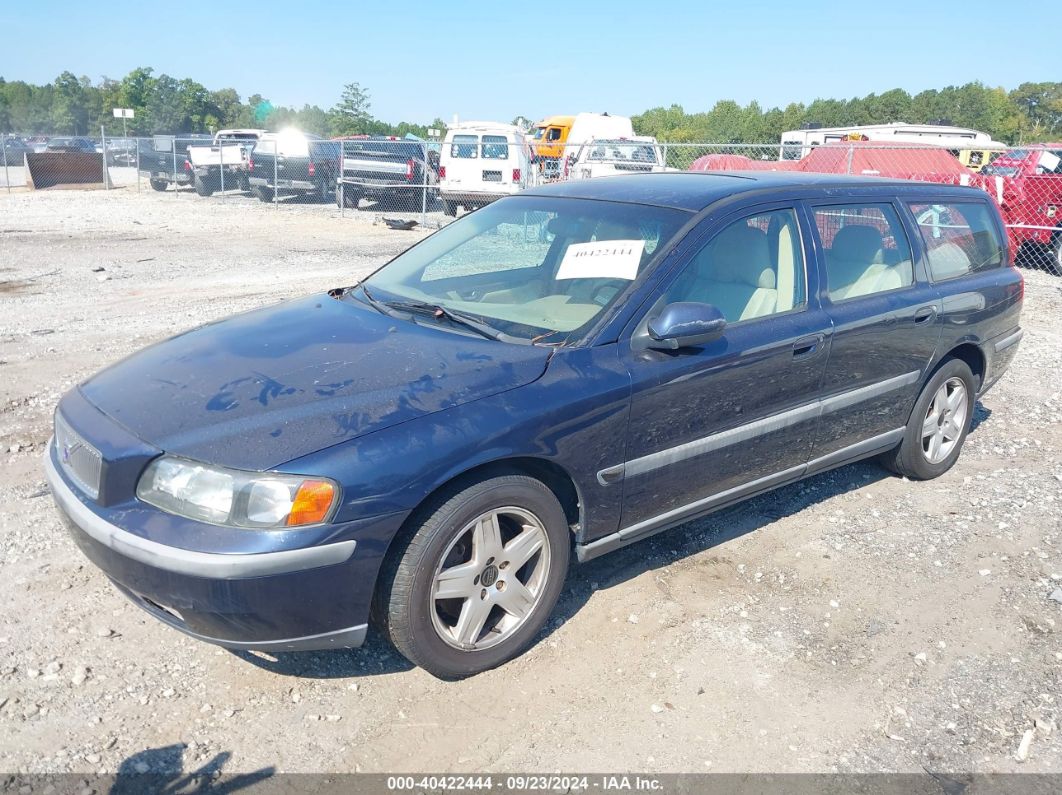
[676,224,778,322]
[827,224,914,299]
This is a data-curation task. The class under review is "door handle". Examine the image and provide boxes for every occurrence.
[914,306,938,324]
[792,334,825,359]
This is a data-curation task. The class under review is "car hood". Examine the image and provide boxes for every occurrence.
[79,293,552,470]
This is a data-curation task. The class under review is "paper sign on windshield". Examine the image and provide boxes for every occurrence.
[556,240,645,281]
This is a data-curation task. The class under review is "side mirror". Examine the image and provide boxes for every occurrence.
[646,302,727,350]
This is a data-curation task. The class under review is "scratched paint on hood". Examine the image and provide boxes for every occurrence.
[79,294,552,470]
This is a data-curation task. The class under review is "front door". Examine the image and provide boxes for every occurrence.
[614,205,833,536]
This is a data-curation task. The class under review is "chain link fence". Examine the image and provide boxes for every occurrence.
[3,131,1060,271]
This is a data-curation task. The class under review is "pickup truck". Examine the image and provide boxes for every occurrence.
[979,145,1062,274]
[337,136,437,212]
[246,133,341,203]
[139,135,212,192]
[185,129,267,196]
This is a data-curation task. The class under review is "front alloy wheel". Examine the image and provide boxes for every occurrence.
[377,474,570,679]
[431,507,551,650]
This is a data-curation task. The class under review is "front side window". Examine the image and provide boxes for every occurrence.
[450,135,478,159]
[364,196,689,339]
[664,209,807,323]
[814,204,913,301]
[909,202,1003,280]
[481,135,510,160]
[546,128,562,142]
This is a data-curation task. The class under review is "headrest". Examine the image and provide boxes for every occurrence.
[593,221,631,242]
[702,224,773,288]
[832,225,884,264]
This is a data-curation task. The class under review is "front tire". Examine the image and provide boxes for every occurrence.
[880,358,976,480]
[377,475,570,679]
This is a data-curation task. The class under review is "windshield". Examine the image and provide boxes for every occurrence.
[363,195,689,340]
[586,141,660,164]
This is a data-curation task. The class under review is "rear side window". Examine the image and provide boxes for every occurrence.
[450,135,478,159]
[908,202,1004,280]
[813,204,913,301]
[481,135,510,160]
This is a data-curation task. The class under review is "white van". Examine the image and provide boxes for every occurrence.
[568,136,664,180]
[439,123,531,216]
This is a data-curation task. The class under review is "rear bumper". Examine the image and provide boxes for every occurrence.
[339,177,420,195]
[140,170,191,184]
[249,176,316,192]
[440,189,514,205]
[979,326,1023,397]
[45,445,399,651]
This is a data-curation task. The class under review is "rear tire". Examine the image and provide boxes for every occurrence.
[1048,236,1062,277]
[252,185,274,203]
[880,358,976,480]
[377,475,570,679]
[149,179,168,192]
[443,199,456,217]
[193,176,214,197]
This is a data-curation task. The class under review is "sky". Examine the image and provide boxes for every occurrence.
[0,0,1053,125]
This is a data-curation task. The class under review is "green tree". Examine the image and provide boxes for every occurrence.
[331,82,372,135]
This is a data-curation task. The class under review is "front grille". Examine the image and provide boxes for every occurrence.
[54,412,102,499]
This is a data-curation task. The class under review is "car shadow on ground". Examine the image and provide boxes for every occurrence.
[109,743,273,793]
[232,402,992,680]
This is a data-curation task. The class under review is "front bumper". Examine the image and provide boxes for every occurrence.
[45,445,399,652]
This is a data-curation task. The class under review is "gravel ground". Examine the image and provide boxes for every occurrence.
[1,187,1061,779]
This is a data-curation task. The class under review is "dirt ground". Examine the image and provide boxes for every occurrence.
[1,186,1060,779]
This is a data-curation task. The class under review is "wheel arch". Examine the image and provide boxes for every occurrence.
[941,341,986,391]
[379,456,583,569]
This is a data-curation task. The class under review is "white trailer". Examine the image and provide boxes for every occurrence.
[778,122,1005,169]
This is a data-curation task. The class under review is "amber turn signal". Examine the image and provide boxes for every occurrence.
[287,479,337,526]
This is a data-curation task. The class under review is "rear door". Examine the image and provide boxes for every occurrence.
[441,133,481,192]
[615,203,832,535]
[807,199,942,467]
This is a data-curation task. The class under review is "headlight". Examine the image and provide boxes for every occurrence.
[136,456,339,529]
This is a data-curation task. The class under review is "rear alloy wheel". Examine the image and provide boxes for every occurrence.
[378,475,569,679]
[880,358,976,480]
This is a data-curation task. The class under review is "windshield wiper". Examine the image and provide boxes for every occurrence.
[349,282,404,319]
[383,299,517,343]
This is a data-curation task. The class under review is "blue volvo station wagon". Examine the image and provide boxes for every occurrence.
[46,172,1024,678]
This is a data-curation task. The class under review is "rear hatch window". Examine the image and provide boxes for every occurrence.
[450,135,478,159]
[482,135,510,160]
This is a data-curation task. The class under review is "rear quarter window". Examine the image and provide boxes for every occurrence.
[908,202,1004,280]
[450,135,478,159]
